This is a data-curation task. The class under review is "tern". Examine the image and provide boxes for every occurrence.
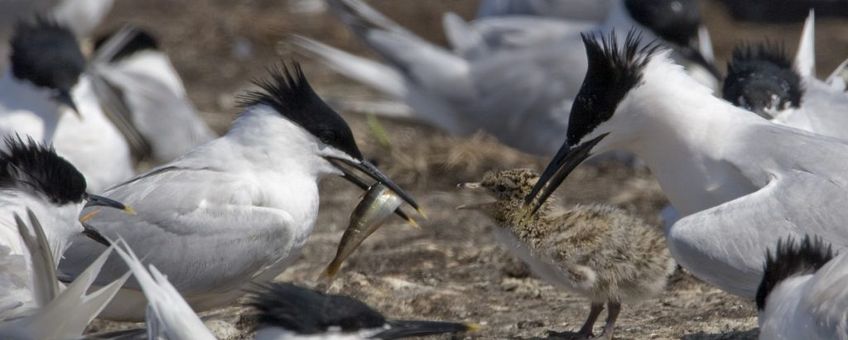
[0,18,134,193]
[723,12,848,140]
[0,209,128,340]
[524,30,848,298]
[293,0,718,157]
[58,63,420,321]
[109,240,475,340]
[90,26,217,163]
[756,236,847,340]
[0,137,129,322]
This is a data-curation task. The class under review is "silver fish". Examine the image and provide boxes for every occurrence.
[322,183,413,282]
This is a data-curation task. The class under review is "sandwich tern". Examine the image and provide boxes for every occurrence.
[756,236,847,340]
[89,26,216,163]
[723,12,848,140]
[0,137,130,320]
[524,30,848,298]
[58,63,420,321]
[293,0,718,157]
[0,18,135,193]
[460,169,674,339]
[0,210,128,340]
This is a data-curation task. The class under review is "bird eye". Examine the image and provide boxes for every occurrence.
[495,184,507,192]
[319,130,336,144]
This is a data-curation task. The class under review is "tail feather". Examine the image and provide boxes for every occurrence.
[826,58,848,91]
[794,10,816,78]
[8,241,129,339]
[14,209,59,306]
[113,240,215,340]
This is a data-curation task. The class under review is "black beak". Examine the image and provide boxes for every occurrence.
[84,194,133,213]
[375,320,478,339]
[524,133,608,215]
[81,221,111,246]
[327,157,421,216]
[54,90,80,118]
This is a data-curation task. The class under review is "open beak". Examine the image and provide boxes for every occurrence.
[524,133,608,215]
[327,157,423,218]
[81,221,111,246]
[375,320,479,339]
[84,194,135,215]
[456,182,492,210]
[54,90,81,118]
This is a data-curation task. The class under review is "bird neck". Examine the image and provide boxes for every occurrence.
[488,199,554,239]
[616,59,763,214]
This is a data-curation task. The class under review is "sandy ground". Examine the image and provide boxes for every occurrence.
[80,1,848,339]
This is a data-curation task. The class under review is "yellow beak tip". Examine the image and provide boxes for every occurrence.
[123,207,137,215]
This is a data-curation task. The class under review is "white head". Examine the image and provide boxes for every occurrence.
[0,137,128,247]
[233,64,419,211]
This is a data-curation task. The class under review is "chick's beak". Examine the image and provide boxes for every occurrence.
[327,157,423,218]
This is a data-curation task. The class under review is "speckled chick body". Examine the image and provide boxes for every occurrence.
[461,169,675,339]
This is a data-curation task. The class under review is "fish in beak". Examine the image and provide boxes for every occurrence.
[53,89,81,118]
[326,157,423,218]
[321,183,411,282]
[524,133,608,215]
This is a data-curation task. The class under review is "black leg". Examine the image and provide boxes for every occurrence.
[592,302,621,340]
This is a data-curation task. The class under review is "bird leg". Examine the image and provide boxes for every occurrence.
[591,302,621,340]
[547,302,605,339]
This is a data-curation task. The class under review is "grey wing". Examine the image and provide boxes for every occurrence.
[97,65,215,162]
[797,79,848,140]
[58,168,299,296]
[669,170,848,298]
[468,16,595,55]
[475,0,612,21]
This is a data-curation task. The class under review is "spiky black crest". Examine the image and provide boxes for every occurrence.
[10,17,85,92]
[247,283,385,334]
[93,27,160,63]
[625,0,701,48]
[723,42,802,116]
[756,235,835,310]
[0,136,87,205]
[567,30,660,145]
[239,62,363,160]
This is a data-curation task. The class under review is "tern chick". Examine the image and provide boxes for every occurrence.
[460,169,674,339]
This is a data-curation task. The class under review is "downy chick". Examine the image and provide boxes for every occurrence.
[459,168,675,339]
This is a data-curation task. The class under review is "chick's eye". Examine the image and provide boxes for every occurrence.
[495,184,507,192]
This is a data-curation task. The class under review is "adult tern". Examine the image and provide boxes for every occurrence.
[524,30,848,298]
[0,18,135,192]
[58,63,420,321]
[0,137,129,321]
[723,12,848,140]
[293,0,718,156]
[756,236,847,340]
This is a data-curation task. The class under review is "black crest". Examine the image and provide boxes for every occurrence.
[10,17,85,92]
[239,63,363,160]
[756,235,835,310]
[624,0,700,48]
[723,42,802,116]
[94,27,160,63]
[567,30,659,145]
[247,283,385,334]
[0,136,87,205]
